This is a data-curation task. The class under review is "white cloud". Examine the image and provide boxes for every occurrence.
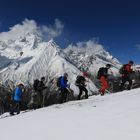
[0,19,64,41]
[41,19,64,39]
[135,44,140,50]
[67,39,104,55]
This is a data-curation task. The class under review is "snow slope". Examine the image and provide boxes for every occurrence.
[0,88,140,140]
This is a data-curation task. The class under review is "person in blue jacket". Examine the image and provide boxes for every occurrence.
[60,73,69,103]
[10,83,24,115]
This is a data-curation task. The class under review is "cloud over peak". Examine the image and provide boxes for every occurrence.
[66,39,104,55]
[41,18,64,39]
[0,19,64,41]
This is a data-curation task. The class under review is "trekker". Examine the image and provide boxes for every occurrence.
[75,75,88,100]
[120,61,134,90]
[0,97,4,115]
[37,77,46,92]
[33,79,40,92]
[98,64,111,96]
[10,83,24,115]
[37,77,47,107]
[60,73,69,103]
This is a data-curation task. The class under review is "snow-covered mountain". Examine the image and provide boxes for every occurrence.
[64,40,121,77]
[0,21,121,94]
[0,32,98,95]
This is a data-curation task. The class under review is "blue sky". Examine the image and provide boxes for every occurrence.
[0,0,140,64]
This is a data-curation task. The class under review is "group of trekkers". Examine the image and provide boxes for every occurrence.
[98,60,134,95]
[0,60,135,116]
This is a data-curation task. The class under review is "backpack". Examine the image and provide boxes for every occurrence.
[75,75,81,85]
[56,76,62,88]
[75,75,85,85]
[33,79,40,91]
[11,89,15,100]
[97,67,104,79]
[119,64,126,74]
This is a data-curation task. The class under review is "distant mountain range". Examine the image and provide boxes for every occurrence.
[0,31,122,94]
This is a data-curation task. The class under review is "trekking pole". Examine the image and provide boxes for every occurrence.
[66,87,72,94]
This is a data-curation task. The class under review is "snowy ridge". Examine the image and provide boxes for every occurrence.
[64,40,120,76]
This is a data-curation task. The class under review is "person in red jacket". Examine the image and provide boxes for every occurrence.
[120,61,134,90]
[98,64,111,96]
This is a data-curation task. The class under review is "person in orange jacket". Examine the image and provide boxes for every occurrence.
[98,64,111,96]
[120,61,134,90]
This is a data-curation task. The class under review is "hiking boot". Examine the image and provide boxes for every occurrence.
[101,93,104,96]
[10,112,14,116]
[17,111,20,115]
[85,95,88,99]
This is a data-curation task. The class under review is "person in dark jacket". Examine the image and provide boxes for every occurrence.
[37,77,47,107]
[0,97,4,115]
[120,61,134,90]
[60,73,69,103]
[98,64,111,96]
[37,77,46,92]
[10,83,24,115]
[75,75,88,100]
